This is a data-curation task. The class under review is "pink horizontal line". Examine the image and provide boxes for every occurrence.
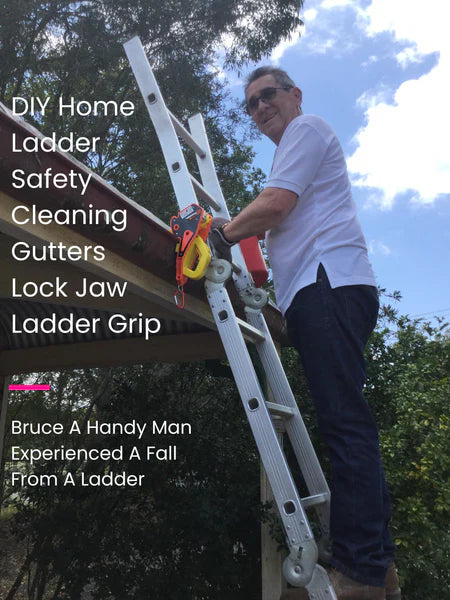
[8,385,50,391]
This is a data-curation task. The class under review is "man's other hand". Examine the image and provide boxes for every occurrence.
[208,217,236,262]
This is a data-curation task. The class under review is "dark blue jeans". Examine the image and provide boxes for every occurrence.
[285,264,395,587]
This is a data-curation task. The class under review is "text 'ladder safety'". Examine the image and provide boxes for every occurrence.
[124,35,337,600]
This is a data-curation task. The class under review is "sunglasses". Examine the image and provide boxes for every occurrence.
[246,86,293,115]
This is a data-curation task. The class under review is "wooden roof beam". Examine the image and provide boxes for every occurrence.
[0,192,215,328]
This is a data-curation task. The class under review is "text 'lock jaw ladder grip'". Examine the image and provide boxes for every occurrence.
[124,35,336,599]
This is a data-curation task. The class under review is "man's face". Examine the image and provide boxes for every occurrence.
[245,74,302,145]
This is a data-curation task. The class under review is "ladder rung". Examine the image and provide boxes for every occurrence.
[265,401,294,418]
[237,318,265,344]
[189,174,221,211]
[300,493,328,510]
[169,110,206,159]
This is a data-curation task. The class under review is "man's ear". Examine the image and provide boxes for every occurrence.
[294,87,303,108]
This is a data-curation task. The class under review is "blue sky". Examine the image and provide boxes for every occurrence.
[220,0,450,321]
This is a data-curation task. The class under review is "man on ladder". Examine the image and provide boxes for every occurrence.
[209,66,401,600]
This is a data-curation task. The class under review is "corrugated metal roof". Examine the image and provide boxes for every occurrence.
[0,299,208,351]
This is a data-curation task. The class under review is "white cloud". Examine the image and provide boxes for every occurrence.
[300,34,336,55]
[360,0,445,59]
[295,0,363,57]
[348,0,450,207]
[321,0,353,8]
[395,46,426,69]
[303,9,318,22]
[368,240,392,256]
[270,0,358,63]
[356,84,395,109]
[250,0,358,67]
[271,24,304,65]
[362,55,380,66]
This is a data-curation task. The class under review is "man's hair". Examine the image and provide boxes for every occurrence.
[245,66,296,94]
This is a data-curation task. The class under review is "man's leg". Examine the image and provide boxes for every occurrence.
[285,265,393,587]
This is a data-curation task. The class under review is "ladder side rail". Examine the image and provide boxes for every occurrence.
[306,565,338,600]
[123,37,202,211]
[246,307,331,538]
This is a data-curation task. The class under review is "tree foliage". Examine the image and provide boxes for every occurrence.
[365,310,450,599]
[4,364,264,599]
[0,0,302,221]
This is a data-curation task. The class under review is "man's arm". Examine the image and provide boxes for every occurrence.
[221,187,298,243]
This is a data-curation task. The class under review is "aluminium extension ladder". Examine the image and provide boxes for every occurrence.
[123,36,337,600]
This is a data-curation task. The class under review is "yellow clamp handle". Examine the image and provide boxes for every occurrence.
[183,236,211,280]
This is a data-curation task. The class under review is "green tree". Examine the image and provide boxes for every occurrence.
[4,363,265,599]
[365,312,449,599]
[0,0,303,220]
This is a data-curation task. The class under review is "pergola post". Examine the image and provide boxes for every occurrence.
[0,375,11,507]
[261,422,286,600]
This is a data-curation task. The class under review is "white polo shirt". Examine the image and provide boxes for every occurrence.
[265,114,376,316]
